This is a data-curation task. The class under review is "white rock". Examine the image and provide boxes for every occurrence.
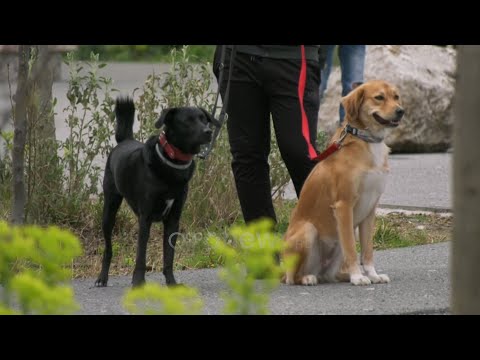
[318,45,457,153]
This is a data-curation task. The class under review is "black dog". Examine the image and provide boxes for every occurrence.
[95,97,218,287]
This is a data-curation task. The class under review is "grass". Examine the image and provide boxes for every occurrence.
[71,197,293,279]
[70,200,228,278]
[372,212,451,250]
[373,217,426,249]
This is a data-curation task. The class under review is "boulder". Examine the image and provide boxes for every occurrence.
[318,45,457,153]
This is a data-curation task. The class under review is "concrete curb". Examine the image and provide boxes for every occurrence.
[378,205,452,219]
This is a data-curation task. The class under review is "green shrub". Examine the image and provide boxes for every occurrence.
[4,51,117,226]
[208,218,295,315]
[0,221,82,314]
[123,283,204,315]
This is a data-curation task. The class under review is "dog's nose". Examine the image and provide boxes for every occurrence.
[396,107,405,117]
[204,128,213,136]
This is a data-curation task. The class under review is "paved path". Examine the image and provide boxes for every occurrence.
[74,242,450,315]
[380,153,451,211]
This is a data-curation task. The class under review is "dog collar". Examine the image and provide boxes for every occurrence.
[158,132,194,162]
[155,143,193,170]
[312,124,384,163]
[345,124,384,143]
[155,132,193,170]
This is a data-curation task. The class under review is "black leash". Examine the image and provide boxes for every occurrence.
[198,45,236,160]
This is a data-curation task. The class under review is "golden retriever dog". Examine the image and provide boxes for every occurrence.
[283,80,404,286]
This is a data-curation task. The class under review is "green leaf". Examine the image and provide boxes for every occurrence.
[123,283,203,315]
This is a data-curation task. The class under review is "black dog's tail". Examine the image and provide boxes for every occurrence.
[115,97,135,143]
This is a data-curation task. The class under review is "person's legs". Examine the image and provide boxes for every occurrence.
[319,45,336,102]
[266,54,321,198]
[338,45,366,124]
[215,49,276,223]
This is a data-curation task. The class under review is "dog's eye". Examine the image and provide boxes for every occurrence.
[375,95,384,101]
[394,95,400,100]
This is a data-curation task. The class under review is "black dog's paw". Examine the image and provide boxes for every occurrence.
[132,272,146,288]
[167,282,185,288]
[165,276,179,287]
[95,274,108,287]
[131,281,146,288]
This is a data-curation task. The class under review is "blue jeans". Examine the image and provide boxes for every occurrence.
[319,45,366,124]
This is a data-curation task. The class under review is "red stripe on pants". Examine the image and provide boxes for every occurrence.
[298,45,317,159]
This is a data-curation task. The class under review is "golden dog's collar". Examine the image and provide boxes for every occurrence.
[312,125,384,163]
[345,124,384,143]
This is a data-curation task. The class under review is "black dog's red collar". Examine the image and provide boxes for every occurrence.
[158,132,193,162]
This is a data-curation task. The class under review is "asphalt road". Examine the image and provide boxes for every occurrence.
[74,242,450,315]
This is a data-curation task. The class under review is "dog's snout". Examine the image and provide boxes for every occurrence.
[204,127,213,136]
[396,107,405,117]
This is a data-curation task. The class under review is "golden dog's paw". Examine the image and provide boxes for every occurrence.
[285,278,296,285]
[368,273,390,284]
[350,274,372,286]
[284,272,296,285]
[362,265,390,284]
[301,275,318,286]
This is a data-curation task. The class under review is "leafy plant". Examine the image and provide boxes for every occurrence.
[62,52,116,203]
[123,283,203,315]
[0,221,82,314]
[208,218,294,315]
[3,51,117,226]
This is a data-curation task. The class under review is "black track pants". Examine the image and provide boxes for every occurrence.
[214,47,321,223]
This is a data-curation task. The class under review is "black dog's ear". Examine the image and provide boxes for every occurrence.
[155,108,177,129]
[200,108,221,128]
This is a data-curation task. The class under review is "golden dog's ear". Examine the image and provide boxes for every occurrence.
[341,86,364,121]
